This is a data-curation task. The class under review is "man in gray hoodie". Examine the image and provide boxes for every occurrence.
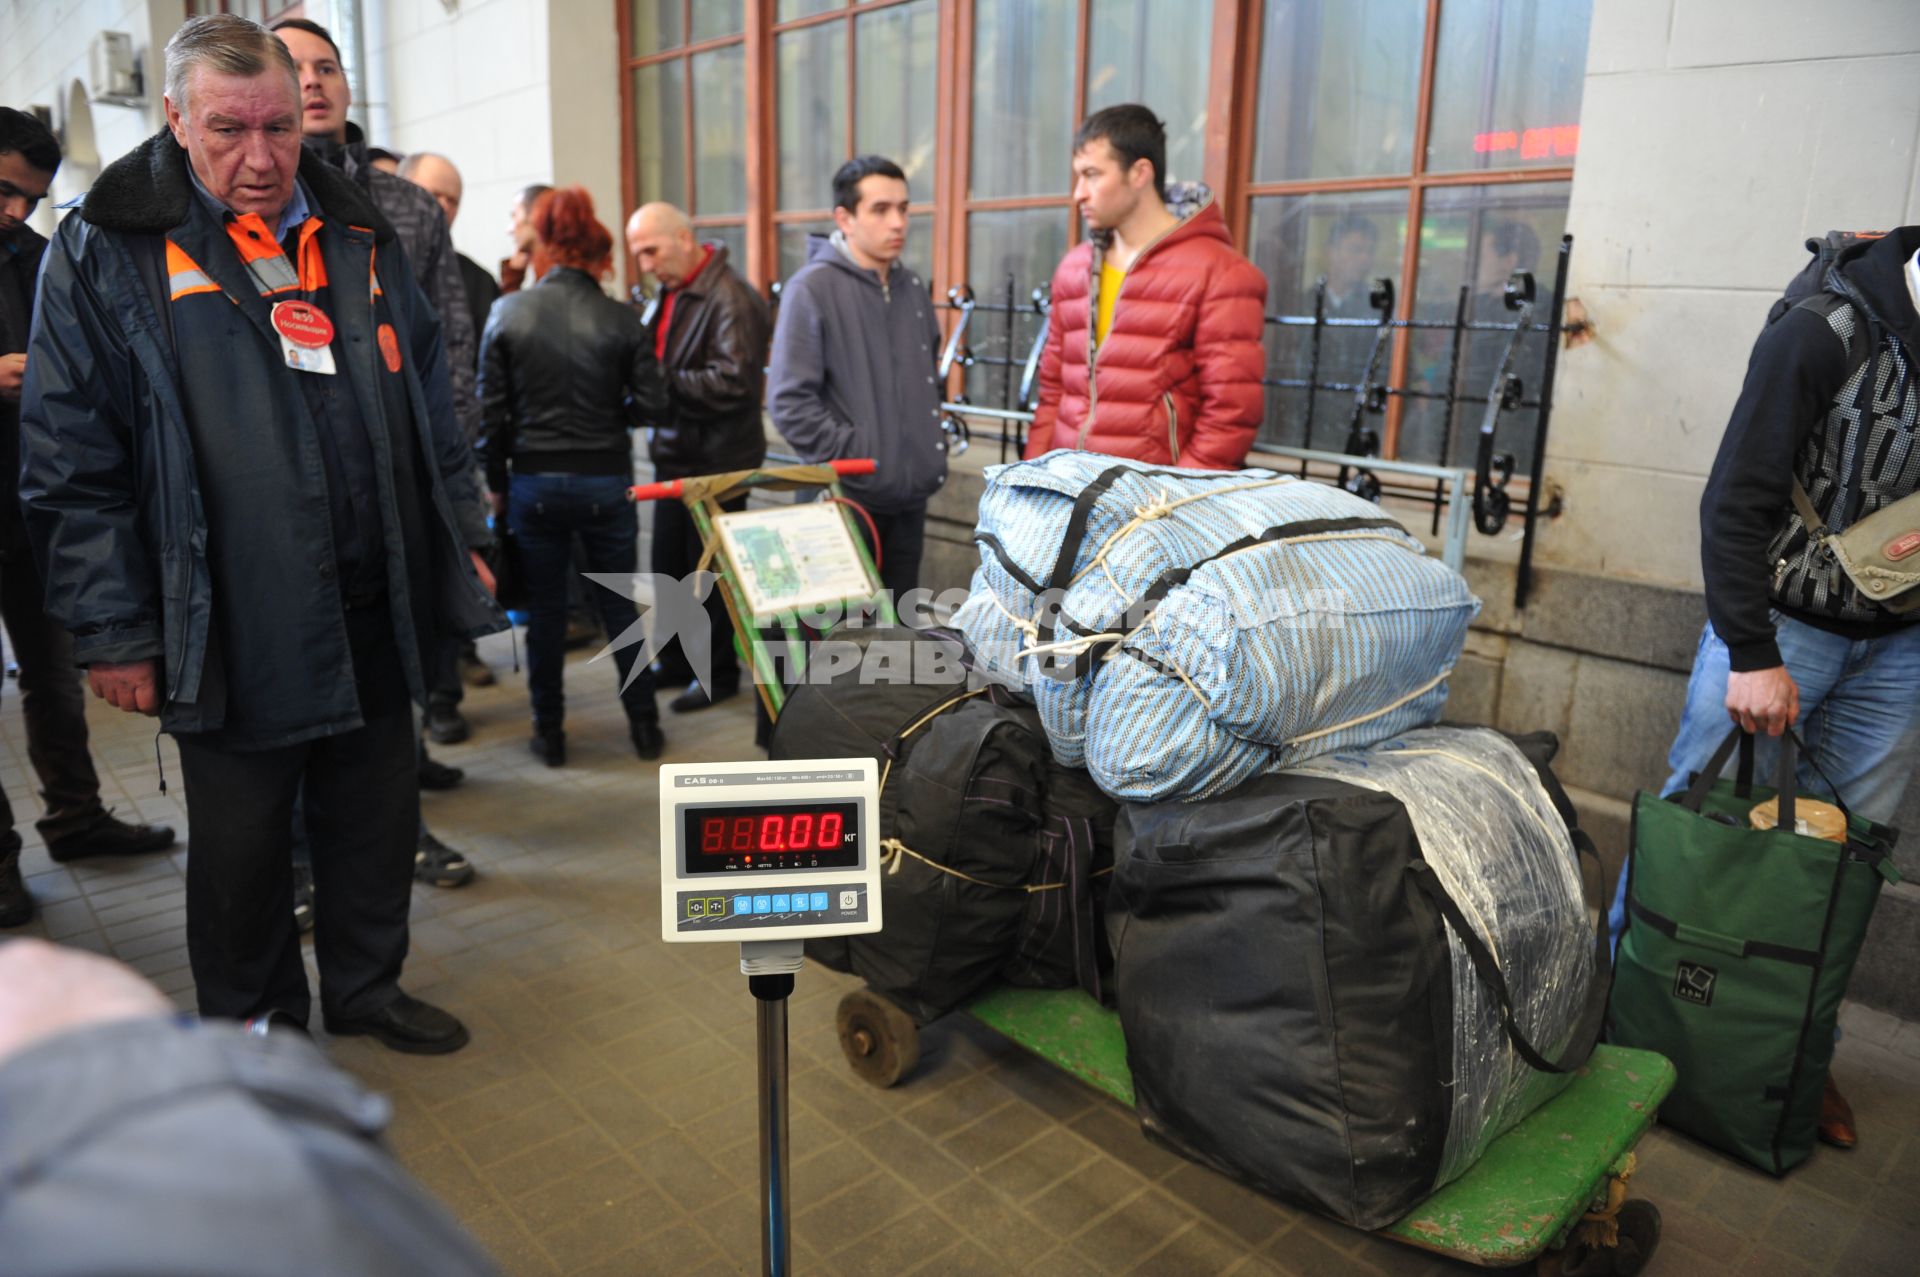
[769,155,947,600]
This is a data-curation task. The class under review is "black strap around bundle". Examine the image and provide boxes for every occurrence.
[1406,827,1611,1076]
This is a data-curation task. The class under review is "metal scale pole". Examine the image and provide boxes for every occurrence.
[742,940,803,1276]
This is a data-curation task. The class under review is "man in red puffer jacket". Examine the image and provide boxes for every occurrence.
[1026,104,1268,469]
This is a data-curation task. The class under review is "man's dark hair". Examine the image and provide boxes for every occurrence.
[366,146,402,166]
[269,17,342,63]
[515,182,552,212]
[0,107,61,175]
[832,156,907,215]
[1074,104,1167,200]
[1328,213,1378,249]
[1485,219,1541,273]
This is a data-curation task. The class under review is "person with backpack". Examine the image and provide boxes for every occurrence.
[1644,225,1920,1149]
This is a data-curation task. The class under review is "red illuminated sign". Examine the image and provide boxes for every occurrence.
[1472,125,1579,160]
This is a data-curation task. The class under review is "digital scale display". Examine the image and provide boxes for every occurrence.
[680,801,860,875]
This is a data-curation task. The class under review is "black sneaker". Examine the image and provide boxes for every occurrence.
[457,653,496,688]
[415,830,475,887]
[0,850,34,928]
[45,812,176,864]
[630,720,665,760]
[669,678,739,714]
[530,730,566,767]
[424,703,470,745]
[292,864,315,934]
[419,754,465,791]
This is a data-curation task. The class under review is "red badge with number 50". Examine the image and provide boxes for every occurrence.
[271,299,334,348]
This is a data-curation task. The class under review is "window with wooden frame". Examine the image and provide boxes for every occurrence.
[623,1,753,273]
[616,0,1594,463]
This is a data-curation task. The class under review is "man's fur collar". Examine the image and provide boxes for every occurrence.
[81,129,394,242]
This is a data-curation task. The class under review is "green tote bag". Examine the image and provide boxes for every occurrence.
[1607,729,1900,1174]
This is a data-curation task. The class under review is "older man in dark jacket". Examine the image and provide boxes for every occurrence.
[626,203,770,710]
[20,16,503,1051]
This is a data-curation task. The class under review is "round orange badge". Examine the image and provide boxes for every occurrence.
[377,323,403,373]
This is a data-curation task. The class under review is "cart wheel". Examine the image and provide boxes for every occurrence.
[1607,1200,1661,1275]
[1536,1199,1662,1277]
[836,989,920,1088]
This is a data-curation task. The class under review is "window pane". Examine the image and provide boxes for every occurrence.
[777,0,842,21]
[632,60,688,208]
[630,0,685,57]
[698,223,749,270]
[964,209,1071,406]
[1247,191,1409,453]
[855,0,938,204]
[971,0,1076,199]
[1255,0,1423,182]
[1427,0,1592,173]
[691,0,745,42]
[692,43,747,216]
[778,23,849,211]
[1397,183,1569,470]
[1085,0,1213,185]
[901,212,934,293]
[778,219,836,281]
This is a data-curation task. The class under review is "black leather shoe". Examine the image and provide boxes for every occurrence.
[649,661,696,689]
[425,703,470,744]
[46,812,176,864]
[0,851,34,928]
[630,720,665,760]
[530,730,566,767]
[323,993,470,1055]
[418,754,465,791]
[669,678,739,714]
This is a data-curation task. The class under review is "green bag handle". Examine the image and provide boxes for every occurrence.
[1680,728,1857,835]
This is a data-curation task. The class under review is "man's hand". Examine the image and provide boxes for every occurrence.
[469,549,497,598]
[88,659,161,716]
[1726,665,1800,737]
[0,352,26,402]
[0,939,169,1067]
[489,491,508,521]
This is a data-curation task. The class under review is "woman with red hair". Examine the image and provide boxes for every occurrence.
[478,187,668,764]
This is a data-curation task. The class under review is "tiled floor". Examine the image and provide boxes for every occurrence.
[5,633,1918,1275]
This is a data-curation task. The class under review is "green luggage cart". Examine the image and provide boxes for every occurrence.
[634,461,1673,1275]
[833,983,1673,1275]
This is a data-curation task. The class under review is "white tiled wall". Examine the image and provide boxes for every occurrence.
[1540,0,1920,589]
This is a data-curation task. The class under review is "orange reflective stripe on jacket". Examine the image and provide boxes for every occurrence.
[164,241,221,301]
[166,215,329,304]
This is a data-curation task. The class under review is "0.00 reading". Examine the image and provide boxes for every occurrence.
[701,811,844,853]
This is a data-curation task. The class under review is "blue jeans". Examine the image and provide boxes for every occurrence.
[1608,613,1920,945]
[509,472,657,731]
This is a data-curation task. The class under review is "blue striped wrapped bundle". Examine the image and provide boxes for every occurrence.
[950,452,1481,802]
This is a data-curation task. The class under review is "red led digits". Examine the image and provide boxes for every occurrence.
[816,811,842,849]
[701,818,724,852]
[730,818,753,851]
[789,813,814,848]
[758,815,786,851]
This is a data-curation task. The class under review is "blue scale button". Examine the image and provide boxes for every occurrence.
[753,895,772,915]
[734,896,753,918]
[771,894,791,913]
[810,892,830,913]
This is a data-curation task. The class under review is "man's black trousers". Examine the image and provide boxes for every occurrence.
[174,603,418,1025]
[650,491,747,686]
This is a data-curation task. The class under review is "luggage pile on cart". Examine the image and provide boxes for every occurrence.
[714,454,1668,1272]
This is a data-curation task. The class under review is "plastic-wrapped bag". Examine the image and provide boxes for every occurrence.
[951,452,1479,801]
[1110,726,1604,1228]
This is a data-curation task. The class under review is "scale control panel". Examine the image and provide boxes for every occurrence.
[659,759,882,944]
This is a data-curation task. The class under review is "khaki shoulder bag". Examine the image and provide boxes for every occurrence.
[1790,480,1920,614]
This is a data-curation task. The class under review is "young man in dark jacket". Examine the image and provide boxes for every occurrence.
[0,108,175,929]
[769,156,947,600]
[20,16,504,1051]
[626,202,771,710]
[1642,224,1920,1148]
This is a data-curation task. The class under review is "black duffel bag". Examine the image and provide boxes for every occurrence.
[769,626,1048,1020]
[1001,759,1120,1003]
[1109,727,1607,1229]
